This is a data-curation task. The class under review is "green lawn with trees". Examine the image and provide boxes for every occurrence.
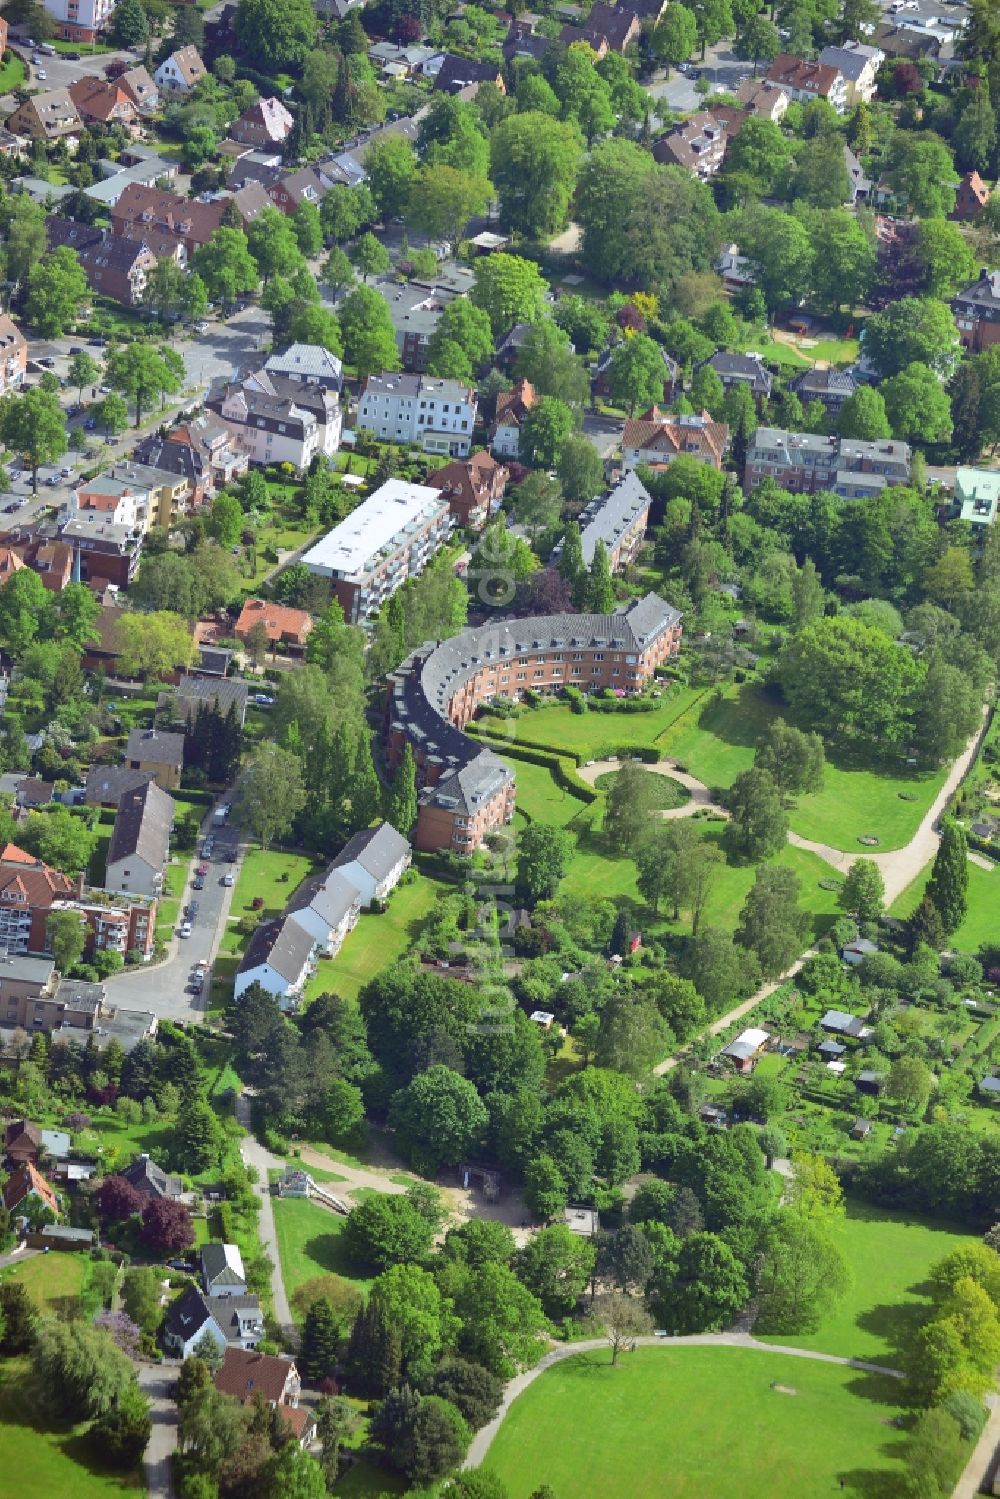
[271,1194,375,1299]
[305,874,450,1004]
[0,1358,143,1499]
[484,1345,913,1498]
[892,860,996,954]
[757,1202,976,1364]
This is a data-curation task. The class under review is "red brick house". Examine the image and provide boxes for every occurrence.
[2,1161,59,1217]
[4,1120,42,1166]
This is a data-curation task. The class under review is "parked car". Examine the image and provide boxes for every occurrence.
[2,502,18,513]
[45,475,60,487]
[84,418,96,430]
[35,68,46,79]
[222,872,235,887]
[254,693,275,706]
[197,863,209,877]
[178,922,192,938]
[226,849,237,863]
[166,1259,190,1271]
[192,875,205,891]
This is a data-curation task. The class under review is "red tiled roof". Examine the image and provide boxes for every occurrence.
[215,1348,298,1406]
[2,1161,59,1215]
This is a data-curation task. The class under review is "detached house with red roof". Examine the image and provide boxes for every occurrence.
[231,97,294,148]
[955,170,991,221]
[235,599,314,649]
[490,378,535,461]
[2,1161,59,1219]
[766,53,847,113]
[622,408,729,471]
[428,451,508,531]
[69,76,140,132]
[214,1348,314,1442]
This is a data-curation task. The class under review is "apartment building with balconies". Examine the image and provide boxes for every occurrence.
[301,478,452,622]
[357,373,477,458]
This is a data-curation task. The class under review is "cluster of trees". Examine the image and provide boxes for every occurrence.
[183,700,243,786]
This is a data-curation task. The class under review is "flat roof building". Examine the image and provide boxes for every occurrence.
[301,478,451,622]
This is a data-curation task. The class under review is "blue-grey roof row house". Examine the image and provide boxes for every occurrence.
[104,779,174,900]
[329,822,412,908]
[550,472,651,572]
[789,367,858,415]
[234,916,317,1010]
[163,1284,264,1358]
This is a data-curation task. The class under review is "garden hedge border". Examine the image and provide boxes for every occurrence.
[469,730,599,805]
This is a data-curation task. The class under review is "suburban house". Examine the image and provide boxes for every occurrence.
[265,164,339,215]
[112,182,269,256]
[550,471,651,575]
[2,1161,59,1217]
[816,41,883,104]
[955,170,990,221]
[263,343,343,394]
[234,917,316,1008]
[720,1027,770,1074]
[163,1286,227,1360]
[60,515,143,589]
[153,46,208,94]
[561,1,642,52]
[954,467,1000,531]
[594,342,679,406]
[214,1349,312,1443]
[652,110,736,177]
[433,54,505,97]
[328,822,412,908]
[85,767,154,809]
[120,1153,183,1199]
[125,729,185,792]
[104,781,174,900]
[301,479,453,623]
[230,97,294,148]
[214,370,341,471]
[201,1242,247,1298]
[7,89,82,145]
[235,599,314,650]
[4,1119,42,1166]
[744,428,911,495]
[622,409,729,471]
[118,66,159,114]
[490,378,536,459]
[68,76,141,131]
[765,53,847,112]
[173,675,249,729]
[357,373,477,459]
[700,350,773,402]
[0,314,27,397]
[427,451,508,532]
[952,269,1000,352]
[284,868,361,957]
[790,367,858,417]
[734,77,789,121]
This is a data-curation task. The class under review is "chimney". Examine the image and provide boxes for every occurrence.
[76,872,85,900]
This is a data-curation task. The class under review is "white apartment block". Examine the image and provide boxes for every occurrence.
[43,0,116,42]
[301,478,452,622]
[357,373,477,459]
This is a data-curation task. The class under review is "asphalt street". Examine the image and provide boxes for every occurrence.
[106,808,244,1022]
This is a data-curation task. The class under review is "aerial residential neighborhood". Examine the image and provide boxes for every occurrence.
[0,0,998,1494]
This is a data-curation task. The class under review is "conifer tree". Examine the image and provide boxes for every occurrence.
[386,744,418,839]
[926,820,969,937]
[585,539,616,614]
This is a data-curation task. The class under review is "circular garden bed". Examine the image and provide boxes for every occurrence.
[594,768,691,810]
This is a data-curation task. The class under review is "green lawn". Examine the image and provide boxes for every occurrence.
[892,857,997,953]
[559,814,843,938]
[483,1345,913,1499]
[0,55,27,91]
[758,1201,975,1366]
[0,1358,143,1498]
[656,686,948,851]
[271,1195,374,1302]
[478,684,705,758]
[0,1252,86,1315]
[305,874,449,1005]
[510,759,590,828]
[229,849,317,923]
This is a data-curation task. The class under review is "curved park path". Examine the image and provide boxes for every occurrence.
[464,1332,903,1470]
[579,707,991,1076]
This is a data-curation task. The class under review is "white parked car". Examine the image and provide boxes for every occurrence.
[178,921,192,938]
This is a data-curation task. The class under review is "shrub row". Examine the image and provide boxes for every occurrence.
[968,833,1000,864]
[471,731,598,805]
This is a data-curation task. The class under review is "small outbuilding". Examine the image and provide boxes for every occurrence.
[850,1118,873,1140]
[721,1027,770,1074]
[856,1070,885,1097]
[820,1009,866,1038]
[565,1205,600,1237]
[979,1076,1000,1101]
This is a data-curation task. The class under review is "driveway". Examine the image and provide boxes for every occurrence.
[137,1363,178,1499]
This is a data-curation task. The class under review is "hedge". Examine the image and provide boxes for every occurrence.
[968,832,1000,863]
[472,732,598,805]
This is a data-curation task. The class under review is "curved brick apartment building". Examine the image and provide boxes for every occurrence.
[384,594,682,853]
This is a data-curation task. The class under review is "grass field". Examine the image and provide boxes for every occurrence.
[305,874,449,1004]
[559,814,843,937]
[0,1358,143,1499]
[272,1195,373,1301]
[485,685,947,852]
[758,1201,974,1366]
[483,1345,912,1499]
[0,1252,87,1315]
[891,858,996,954]
[657,687,948,851]
[0,55,27,91]
[229,848,317,921]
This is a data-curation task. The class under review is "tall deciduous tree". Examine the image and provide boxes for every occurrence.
[489,113,583,238]
[0,387,67,493]
[234,743,307,849]
[735,865,809,977]
[723,767,789,863]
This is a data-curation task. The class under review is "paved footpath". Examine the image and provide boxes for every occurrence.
[464,1332,903,1469]
[952,1392,1000,1499]
[581,712,993,1078]
[138,1363,178,1499]
[235,1095,295,1342]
